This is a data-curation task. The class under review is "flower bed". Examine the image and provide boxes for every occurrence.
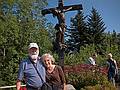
[64,64,111,90]
[64,64,107,75]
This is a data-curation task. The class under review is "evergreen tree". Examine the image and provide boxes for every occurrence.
[66,11,87,52]
[87,7,106,45]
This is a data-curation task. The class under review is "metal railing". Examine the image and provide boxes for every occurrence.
[0,85,26,89]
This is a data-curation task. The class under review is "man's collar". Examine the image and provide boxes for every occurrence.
[29,56,38,63]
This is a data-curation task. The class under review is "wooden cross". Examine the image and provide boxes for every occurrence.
[41,0,83,68]
[42,0,83,24]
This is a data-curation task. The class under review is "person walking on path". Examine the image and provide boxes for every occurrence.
[106,53,118,86]
[87,53,97,66]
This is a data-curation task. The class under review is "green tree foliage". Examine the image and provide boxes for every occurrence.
[87,7,106,45]
[0,0,52,86]
[66,11,87,52]
[65,69,111,90]
[117,33,120,51]
[0,0,120,88]
[112,30,118,45]
[66,8,107,53]
[46,23,56,42]
[103,31,120,61]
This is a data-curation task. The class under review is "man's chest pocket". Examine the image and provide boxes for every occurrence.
[24,67,36,77]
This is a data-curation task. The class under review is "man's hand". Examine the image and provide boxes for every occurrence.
[16,80,21,90]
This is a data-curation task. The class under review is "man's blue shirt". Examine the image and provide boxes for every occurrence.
[17,57,46,88]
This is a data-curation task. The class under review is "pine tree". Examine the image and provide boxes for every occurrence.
[66,10,87,52]
[87,7,106,45]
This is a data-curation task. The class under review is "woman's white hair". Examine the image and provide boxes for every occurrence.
[41,53,55,63]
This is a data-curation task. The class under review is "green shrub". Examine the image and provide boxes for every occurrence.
[65,68,111,90]
[81,84,117,90]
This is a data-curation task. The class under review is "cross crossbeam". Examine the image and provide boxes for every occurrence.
[41,0,83,69]
[42,4,83,16]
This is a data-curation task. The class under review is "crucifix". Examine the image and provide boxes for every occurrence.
[41,0,83,69]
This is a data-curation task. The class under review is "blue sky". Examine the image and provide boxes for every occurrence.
[45,0,120,33]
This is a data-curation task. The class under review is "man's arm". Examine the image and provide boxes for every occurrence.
[16,60,25,90]
[16,80,21,90]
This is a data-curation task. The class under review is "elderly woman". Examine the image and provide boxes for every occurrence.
[41,53,66,90]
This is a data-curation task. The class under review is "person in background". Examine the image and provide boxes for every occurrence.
[41,53,66,90]
[87,53,97,66]
[16,43,46,90]
[106,53,118,86]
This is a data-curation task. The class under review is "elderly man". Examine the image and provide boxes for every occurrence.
[16,43,46,90]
